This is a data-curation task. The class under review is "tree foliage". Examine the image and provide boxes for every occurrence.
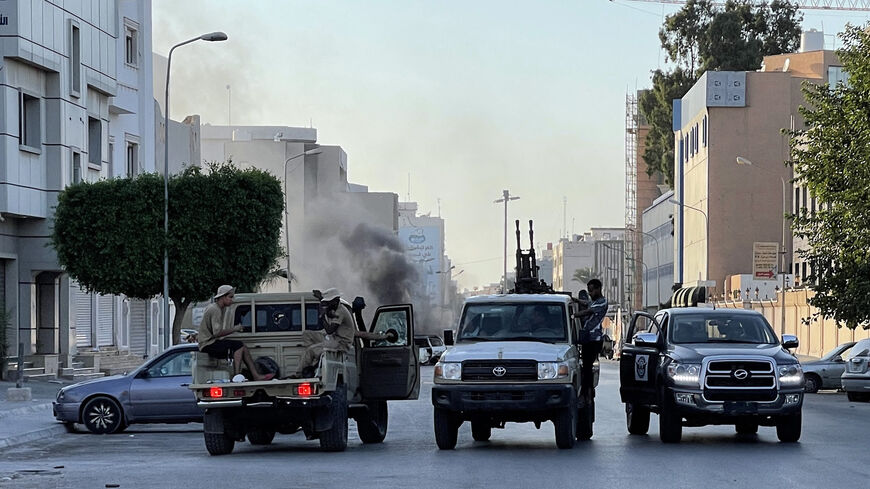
[572,267,601,285]
[641,0,802,185]
[788,25,870,330]
[52,163,284,343]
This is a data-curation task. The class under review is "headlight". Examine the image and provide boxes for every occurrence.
[435,362,462,380]
[56,389,64,402]
[778,364,803,386]
[537,362,570,380]
[666,362,701,386]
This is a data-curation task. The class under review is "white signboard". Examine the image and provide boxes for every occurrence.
[753,242,779,280]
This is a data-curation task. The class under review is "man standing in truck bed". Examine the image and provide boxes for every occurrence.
[295,288,394,377]
[576,278,608,401]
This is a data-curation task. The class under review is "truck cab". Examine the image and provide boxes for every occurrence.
[431,294,598,449]
[620,307,803,443]
[189,292,420,454]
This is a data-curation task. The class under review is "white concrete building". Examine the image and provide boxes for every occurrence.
[200,125,399,292]
[553,228,625,303]
[0,0,158,371]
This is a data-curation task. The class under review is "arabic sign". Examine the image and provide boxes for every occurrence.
[0,0,15,34]
[398,225,443,305]
[753,242,779,280]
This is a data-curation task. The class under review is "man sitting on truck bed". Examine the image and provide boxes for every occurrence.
[198,285,268,382]
[295,288,396,377]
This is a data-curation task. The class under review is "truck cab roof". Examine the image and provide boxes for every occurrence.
[464,294,572,305]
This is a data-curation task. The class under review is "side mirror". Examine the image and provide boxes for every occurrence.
[443,329,454,346]
[833,356,844,363]
[634,332,659,348]
[782,335,799,349]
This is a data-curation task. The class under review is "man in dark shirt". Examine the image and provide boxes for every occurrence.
[577,279,607,400]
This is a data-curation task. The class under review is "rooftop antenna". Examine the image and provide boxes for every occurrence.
[407,173,411,201]
[226,84,231,126]
[562,196,567,239]
[437,198,442,217]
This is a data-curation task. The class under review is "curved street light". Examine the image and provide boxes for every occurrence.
[163,31,227,349]
[283,148,323,291]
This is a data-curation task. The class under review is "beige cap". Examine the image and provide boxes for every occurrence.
[214,285,235,300]
[321,288,341,302]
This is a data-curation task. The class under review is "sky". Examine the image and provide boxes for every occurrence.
[151,0,867,290]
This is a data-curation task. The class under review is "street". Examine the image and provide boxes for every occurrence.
[1,362,868,489]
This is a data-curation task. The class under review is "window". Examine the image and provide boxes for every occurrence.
[802,186,808,210]
[255,304,303,333]
[234,305,253,333]
[70,22,81,96]
[305,304,321,330]
[702,116,707,146]
[126,141,139,177]
[88,117,101,166]
[72,151,82,184]
[107,140,114,177]
[18,92,41,150]
[794,187,800,214]
[124,24,138,66]
[828,66,847,88]
[147,351,194,377]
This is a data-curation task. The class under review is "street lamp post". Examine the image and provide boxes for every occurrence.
[736,156,788,335]
[494,190,519,294]
[601,241,647,311]
[282,148,323,292]
[669,198,709,282]
[163,31,227,349]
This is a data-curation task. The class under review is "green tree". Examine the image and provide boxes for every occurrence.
[641,0,802,185]
[572,267,600,285]
[52,163,284,343]
[788,25,870,329]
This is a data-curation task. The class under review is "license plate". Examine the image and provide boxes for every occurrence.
[724,401,758,414]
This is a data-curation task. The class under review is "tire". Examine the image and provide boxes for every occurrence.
[319,382,348,452]
[247,429,276,445]
[803,374,821,394]
[577,400,594,441]
[357,401,388,444]
[203,411,235,456]
[81,396,124,434]
[625,403,650,435]
[434,408,459,450]
[553,406,577,449]
[471,421,491,442]
[735,422,759,435]
[775,411,801,443]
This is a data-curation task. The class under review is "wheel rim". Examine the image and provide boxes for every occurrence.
[806,378,817,391]
[87,401,117,431]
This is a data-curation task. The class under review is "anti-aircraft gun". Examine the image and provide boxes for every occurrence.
[511,220,555,294]
[511,220,591,314]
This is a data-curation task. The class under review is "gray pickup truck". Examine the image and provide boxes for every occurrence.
[189,292,420,454]
[432,293,598,449]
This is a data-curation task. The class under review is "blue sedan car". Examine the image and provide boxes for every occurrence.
[53,344,202,434]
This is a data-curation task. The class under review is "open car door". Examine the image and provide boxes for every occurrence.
[619,311,661,406]
[360,304,420,400]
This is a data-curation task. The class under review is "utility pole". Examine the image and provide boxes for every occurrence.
[494,190,520,293]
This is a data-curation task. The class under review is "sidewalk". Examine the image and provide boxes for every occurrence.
[0,379,73,449]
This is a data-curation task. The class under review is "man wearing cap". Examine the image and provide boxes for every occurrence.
[295,288,395,377]
[198,285,267,382]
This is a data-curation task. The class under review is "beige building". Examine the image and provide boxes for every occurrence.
[673,48,840,296]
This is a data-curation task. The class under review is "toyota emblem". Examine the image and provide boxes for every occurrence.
[492,366,507,377]
[732,369,750,380]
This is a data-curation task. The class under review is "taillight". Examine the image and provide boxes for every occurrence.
[209,387,223,398]
[297,383,312,397]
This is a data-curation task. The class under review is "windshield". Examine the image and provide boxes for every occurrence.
[457,303,567,343]
[847,340,870,359]
[669,313,777,345]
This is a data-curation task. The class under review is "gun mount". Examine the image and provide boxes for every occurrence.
[511,220,555,295]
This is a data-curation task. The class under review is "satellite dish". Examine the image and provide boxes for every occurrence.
[783,58,791,72]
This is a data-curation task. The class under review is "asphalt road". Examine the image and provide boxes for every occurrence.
[1,363,868,489]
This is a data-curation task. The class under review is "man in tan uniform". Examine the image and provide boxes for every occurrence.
[198,285,267,382]
[295,288,396,377]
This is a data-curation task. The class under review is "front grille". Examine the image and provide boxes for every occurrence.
[461,360,537,381]
[466,391,527,401]
[708,360,772,373]
[847,358,869,374]
[703,389,777,402]
[703,358,776,401]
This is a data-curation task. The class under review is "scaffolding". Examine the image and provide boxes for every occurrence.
[624,93,639,314]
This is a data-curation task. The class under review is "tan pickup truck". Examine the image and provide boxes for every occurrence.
[188,292,420,455]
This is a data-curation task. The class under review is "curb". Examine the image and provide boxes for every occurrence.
[0,402,53,420]
[0,424,69,450]
[0,403,70,450]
